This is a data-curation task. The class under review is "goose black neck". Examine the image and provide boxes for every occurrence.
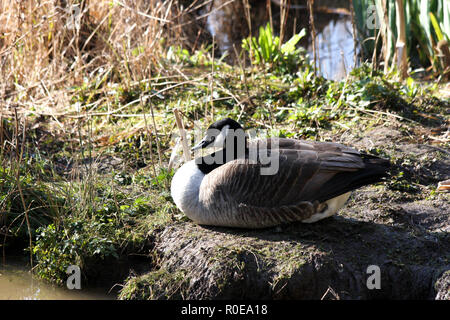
[195,134,248,175]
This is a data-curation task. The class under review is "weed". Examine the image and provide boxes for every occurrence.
[242,23,308,75]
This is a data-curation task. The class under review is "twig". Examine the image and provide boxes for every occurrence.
[243,0,252,40]
[279,0,290,46]
[148,98,163,168]
[415,144,450,156]
[113,0,172,23]
[208,35,216,121]
[349,0,358,69]
[142,97,157,177]
[308,0,318,76]
[321,286,340,300]
[13,108,33,268]
[39,80,64,129]
[267,0,273,35]
[347,105,420,125]
[173,108,191,162]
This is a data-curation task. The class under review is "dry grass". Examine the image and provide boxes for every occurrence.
[0,0,212,117]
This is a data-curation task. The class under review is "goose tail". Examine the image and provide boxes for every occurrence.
[348,153,391,189]
[316,154,391,203]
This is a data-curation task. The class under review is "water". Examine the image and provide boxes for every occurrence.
[0,263,114,300]
[308,16,358,80]
[205,1,358,80]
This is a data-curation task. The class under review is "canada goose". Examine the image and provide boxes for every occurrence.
[171,118,390,228]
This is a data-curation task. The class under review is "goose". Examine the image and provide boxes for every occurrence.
[171,118,390,229]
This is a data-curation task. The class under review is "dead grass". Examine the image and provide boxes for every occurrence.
[0,0,213,118]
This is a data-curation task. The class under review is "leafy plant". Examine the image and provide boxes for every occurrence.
[33,218,119,285]
[353,0,450,75]
[242,23,307,74]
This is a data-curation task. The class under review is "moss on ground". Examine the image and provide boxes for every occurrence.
[118,268,190,300]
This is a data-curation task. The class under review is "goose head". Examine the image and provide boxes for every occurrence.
[192,118,244,151]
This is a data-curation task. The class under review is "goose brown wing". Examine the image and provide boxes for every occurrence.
[251,137,361,157]
[203,138,389,208]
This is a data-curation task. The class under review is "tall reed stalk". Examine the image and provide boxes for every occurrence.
[352,0,450,78]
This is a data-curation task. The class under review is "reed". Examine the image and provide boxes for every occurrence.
[352,0,450,78]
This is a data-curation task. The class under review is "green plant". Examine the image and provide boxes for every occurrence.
[242,23,307,74]
[166,45,214,67]
[0,163,63,242]
[33,218,119,285]
[353,0,450,75]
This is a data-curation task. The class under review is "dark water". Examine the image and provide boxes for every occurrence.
[0,263,114,300]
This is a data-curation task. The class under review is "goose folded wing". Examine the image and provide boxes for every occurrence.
[203,146,388,209]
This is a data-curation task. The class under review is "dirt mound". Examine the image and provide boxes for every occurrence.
[119,140,449,300]
[120,215,448,299]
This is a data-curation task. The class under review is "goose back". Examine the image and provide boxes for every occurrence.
[195,138,389,228]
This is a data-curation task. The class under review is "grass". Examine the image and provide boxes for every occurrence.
[118,268,190,300]
[0,0,448,294]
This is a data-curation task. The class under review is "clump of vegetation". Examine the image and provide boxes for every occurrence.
[31,169,177,285]
[353,0,450,77]
[0,164,63,240]
[119,269,190,300]
[242,23,308,74]
[33,219,118,285]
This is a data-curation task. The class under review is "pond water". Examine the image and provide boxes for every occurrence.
[308,16,358,80]
[0,262,114,300]
[206,1,358,80]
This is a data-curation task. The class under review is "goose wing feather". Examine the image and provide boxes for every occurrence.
[200,138,388,211]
